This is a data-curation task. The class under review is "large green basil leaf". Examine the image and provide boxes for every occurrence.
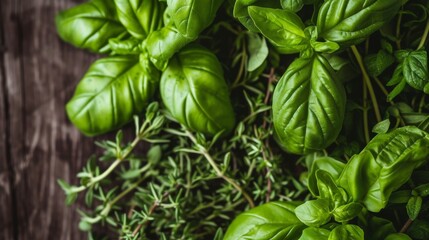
[114,0,165,39]
[233,0,281,32]
[160,45,235,136]
[248,6,309,54]
[166,0,224,39]
[337,126,429,212]
[145,23,191,70]
[308,157,345,197]
[272,54,346,154]
[317,0,401,45]
[66,56,159,136]
[224,201,305,240]
[55,0,127,53]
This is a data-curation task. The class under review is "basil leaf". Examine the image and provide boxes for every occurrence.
[401,49,429,90]
[167,0,224,39]
[332,202,363,222]
[415,183,429,197]
[114,0,165,39]
[281,0,304,12]
[272,54,346,154]
[55,0,127,53]
[406,196,423,221]
[308,157,345,197]
[305,26,340,55]
[316,170,348,208]
[295,199,332,227]
[145,23,191,70]
[243,224,305,239]
[372,119,391,134]
[317,0,401,45]
[224,201,305,240]
[364,50,396,77]
[247,32,269,72]
[337,126,429,212]
[66,56,159,136]
[160,45,235,136]
[248,6,309,54]
[233,0,281,32]
[328,225,364,240]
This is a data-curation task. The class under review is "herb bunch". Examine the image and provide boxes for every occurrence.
[56,0,429,239]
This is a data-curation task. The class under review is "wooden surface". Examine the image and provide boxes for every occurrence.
[0,0,102,239]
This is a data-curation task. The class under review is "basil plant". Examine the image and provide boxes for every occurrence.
[233,0,401,154]
[56,0,234,136]
[225,126,429,239]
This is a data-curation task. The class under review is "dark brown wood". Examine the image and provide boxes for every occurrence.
[1,0,102,239]
[0,3,15,237]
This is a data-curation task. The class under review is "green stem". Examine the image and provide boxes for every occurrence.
[417,17,429,50]
[185,130,255,208]
[363,80,370,144]
[351,45,382,122]
[84,176,148,224]
[232,39,248,89]
[104,176,147,214]
[70,130,144,194]
[396,12,403,49]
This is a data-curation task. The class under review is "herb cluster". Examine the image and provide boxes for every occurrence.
[56,0,429,239]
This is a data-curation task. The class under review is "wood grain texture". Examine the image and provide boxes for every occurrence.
[1,0,102,239]
[0,1,15,237]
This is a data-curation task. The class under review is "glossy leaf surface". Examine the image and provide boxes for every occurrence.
[167,0,224,39]
[272,54,346,154]
[317,0,401,45]
[308,157,345,197]
[337,126,429,212]
[224,201,304,240]
[328,225,364,240]
[55,0,126,53]
[233,0,281,32]
[109,37,141,55]
[66,56,159,136]
[160,46,235,136]
[295,199,331,227]
[248,6,309,54]
[299,227,330,240]
[400,49,429,90]
[145,23,191,70]
[114,0,165,39]
[281,0,304,12]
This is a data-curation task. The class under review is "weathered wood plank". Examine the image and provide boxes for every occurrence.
[0,1,15,237]
[2,0,101,239]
